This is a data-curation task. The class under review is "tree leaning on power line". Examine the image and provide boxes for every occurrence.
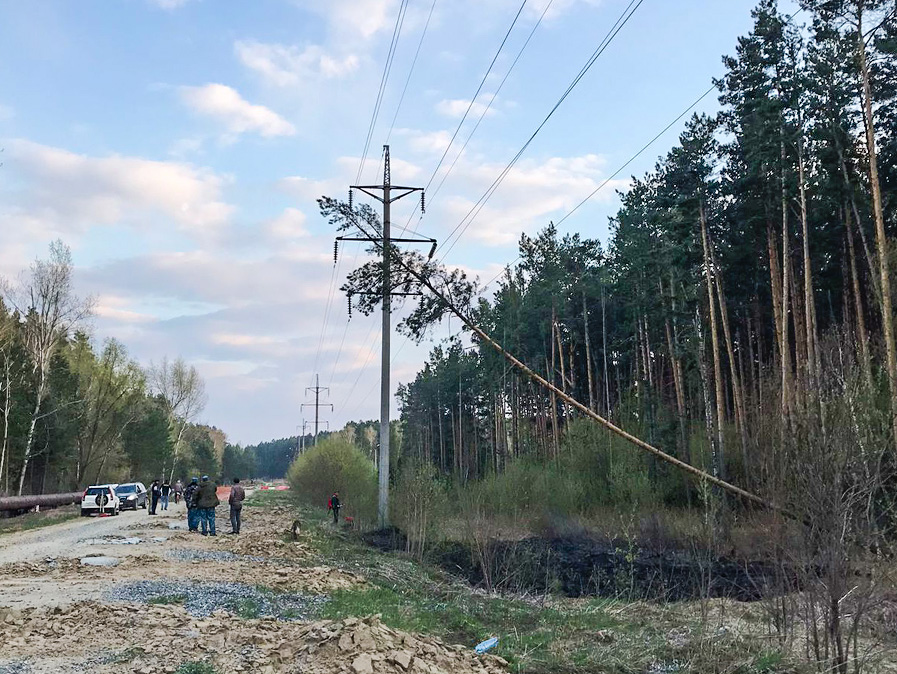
[319,196,478,341]
[1,241,93,495]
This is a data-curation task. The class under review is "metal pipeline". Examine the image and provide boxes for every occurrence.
[0,492,82,512]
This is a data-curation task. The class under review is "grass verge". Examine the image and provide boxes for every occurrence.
[248,490,803,674]
[0,505,80,536]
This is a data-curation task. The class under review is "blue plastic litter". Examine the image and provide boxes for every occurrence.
[474,637,499,654]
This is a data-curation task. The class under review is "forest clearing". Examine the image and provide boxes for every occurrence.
[1,0,897,672]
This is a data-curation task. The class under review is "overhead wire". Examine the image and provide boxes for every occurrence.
[328,0,440,389]
[478,84,717,294]
[337,317,383,414]
[435,0,645,263]
[386,0,440,145]
[366,0,644,382]
[396,0,530,235]
[401,0,556,236]
[356,0,410,183]
[339,0,532,413]
[315,0,408,387]
[473,7,806,295]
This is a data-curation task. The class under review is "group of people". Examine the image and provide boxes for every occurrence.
[147,479,175,514]
[146,476,246,536]
[141,478,346,534]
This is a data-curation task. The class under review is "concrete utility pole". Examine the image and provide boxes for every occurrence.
[296,420,309,455]
[342,145,433,528]
[302,374,332,447]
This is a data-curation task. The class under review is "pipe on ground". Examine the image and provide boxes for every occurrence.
[0,492,82,512]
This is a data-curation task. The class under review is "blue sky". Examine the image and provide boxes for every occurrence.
[0,0,795,444]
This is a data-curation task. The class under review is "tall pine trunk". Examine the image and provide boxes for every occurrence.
[846,207,873,386]
[700,201,726,477]
[797,136,819,390]
[780,140,793,419]
[858,9,897,449]
[709,240,749,474]
[583,291,596,412]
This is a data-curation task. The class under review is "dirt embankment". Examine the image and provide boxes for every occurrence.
[0,500,509,673]
[365,528,793,601]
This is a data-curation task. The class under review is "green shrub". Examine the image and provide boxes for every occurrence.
[286,436,377,527]
[392,460,449,557]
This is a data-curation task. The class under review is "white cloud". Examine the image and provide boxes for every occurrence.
[179,84,296,138]
[235,40,359,87]
[293,0,397,40]
[148,0,192,9]
[435,153,628,247]
[5,139,233,232]
[435,96,497,119]
[267,207,309,239]
[95,295,158,324]
[398,129,453,155]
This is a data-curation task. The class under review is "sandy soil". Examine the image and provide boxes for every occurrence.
[0,500,187,565]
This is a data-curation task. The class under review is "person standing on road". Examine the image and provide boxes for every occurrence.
[195,475,220,536]
[174,479,184,504]
[149,479,161,515]
[183,477,200,532]
[160,480,171,511]
[228,477,246,534]
[327,492,341,524]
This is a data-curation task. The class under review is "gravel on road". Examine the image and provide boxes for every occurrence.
[104,579,327,620]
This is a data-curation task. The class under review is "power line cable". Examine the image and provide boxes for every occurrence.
[400,0,555,236]
[318,0,408,378]
[386,0,440,144]
[356,0,410,184]
[478,85,716,293]
[436,0,644,263]
[421,0,529,195]
[475,6,806,294]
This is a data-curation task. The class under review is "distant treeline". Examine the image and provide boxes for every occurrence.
[0,241,224,495]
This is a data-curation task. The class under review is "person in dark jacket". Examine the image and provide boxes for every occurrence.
[327,492,341,524]
[160,481,171,511]
[194,475,220,536]
[149,480,161,515]
[183,477,200,531]
[228,477,246,534]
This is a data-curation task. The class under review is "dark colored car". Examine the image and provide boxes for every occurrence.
[115,482,147,510]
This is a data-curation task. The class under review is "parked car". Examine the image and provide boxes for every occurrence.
[80,484,120,517]
[115,482,147,510]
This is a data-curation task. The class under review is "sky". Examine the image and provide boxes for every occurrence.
[0,0,793,445]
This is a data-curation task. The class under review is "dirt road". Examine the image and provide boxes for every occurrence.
[0,495,508,673]
[0,501,187,566]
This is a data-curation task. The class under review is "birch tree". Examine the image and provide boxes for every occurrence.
[1,241,92,495]
[150,356,206,482]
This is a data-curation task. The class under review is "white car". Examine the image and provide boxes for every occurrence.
[80,484,120,517]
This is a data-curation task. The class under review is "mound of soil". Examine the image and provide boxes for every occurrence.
[0,603,508,673]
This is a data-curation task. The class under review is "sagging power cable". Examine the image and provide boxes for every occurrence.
[336,203,790,518]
